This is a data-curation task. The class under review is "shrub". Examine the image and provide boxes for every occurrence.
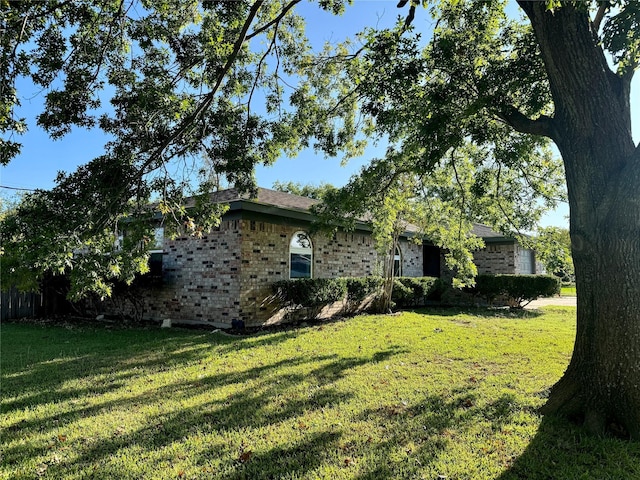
[427,277,448,301]
[272,278,347,307]
[471,274,561,308]
[391,279,414,308]
[345,276,383,303]
[272,276,443,313]
[344,276,384,314]
[392,277,439,308]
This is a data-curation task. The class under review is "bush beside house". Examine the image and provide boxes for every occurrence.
[273,276,440,317]
[273,274,560,321]
[469,274,561,308]
[391,277,442,308]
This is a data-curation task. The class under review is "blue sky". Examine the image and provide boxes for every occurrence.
[2,0,638,229]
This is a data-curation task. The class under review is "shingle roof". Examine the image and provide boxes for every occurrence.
[211,187,319,212]
[471,223,507,239]
[211,187,509,240]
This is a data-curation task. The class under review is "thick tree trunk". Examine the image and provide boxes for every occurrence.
[540,143,640,438]
[517,2,640,438]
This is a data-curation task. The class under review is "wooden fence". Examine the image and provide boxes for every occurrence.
[1,288,43,321]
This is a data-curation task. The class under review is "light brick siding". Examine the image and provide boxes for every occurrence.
[94,217,427,328]
[472,242,544,275]
[238,220,294,326]
[399,239,423,277]
[314,231,378,278]
[473,242,517,274]
[160,219,243,325]
[91,210,535,327]
[239,222,381,326]
[89,219,244,328]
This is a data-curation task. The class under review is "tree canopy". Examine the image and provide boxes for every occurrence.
[2,0,320,297]
[271,180,337,200]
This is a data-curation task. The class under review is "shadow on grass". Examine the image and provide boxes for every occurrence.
[497,414,640,479]
[349,384,499,479]
[2,321,410,478]
[411,306,545,319]
[11,347,401,479]
[1,324,299,414]
[222,431,344,480]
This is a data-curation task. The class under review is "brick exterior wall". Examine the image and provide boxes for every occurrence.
[87,219,244,328]
[92,217,424,328]
[399,239,423,277]
[239,223,382,326]
[473,242,544,275]
[473,242,517,274]
[89,210,539,327]
[160,219,243,325]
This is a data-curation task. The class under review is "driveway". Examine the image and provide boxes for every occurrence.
[526,296,577,309]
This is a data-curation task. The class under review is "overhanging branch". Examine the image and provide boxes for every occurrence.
[592,2,609,32]
[245,0,300,40]
[97,0,267,232]
[498,106,556,140]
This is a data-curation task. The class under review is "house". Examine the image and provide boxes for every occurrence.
[94,187,542,328]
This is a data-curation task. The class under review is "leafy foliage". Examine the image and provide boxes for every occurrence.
[272,275,443,313]
[0,0,326,297]
[469,274,561,308]
[272,277,347,307]
[272,180,337,200]
[345,276,384,303]
[391,276,439,308]
[534,227,574,282]
[293,0,566,247]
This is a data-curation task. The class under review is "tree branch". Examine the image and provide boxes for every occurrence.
[494,162,524,237]
[592,2,608,32]
[450,150,467,242]
[245,0,300,40]
[89,0,128,87]
[246,20,279,127]
[141,0,264,168]
[497,106,556,140]
[98,0,266,231]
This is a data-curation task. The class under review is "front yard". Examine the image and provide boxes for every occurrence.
[2,307,638,479]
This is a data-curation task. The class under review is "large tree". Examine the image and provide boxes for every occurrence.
[293,0,640,437]
[516,0,639,439]
[2,0,639,437]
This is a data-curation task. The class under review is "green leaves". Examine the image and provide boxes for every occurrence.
[534,227,574,281]
[1,0,318,297]
[602,2,640,75]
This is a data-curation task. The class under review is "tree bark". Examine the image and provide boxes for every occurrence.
[516,1,640,438]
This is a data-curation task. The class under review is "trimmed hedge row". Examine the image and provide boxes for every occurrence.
[469,274,561,308]
[272,278,347,307]
[345,277,384,304]
[272,274,559,312]
[273,276,441,311]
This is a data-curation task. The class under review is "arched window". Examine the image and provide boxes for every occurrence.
[393,245,402,277]
[290,231,313,279]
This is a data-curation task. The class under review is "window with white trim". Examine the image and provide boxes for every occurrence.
[393,246,402,277]
[149,227,164,279]
[290,231,313,279]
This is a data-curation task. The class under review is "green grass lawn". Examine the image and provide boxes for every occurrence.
[2,308,638,479]
[560,286,577,296]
